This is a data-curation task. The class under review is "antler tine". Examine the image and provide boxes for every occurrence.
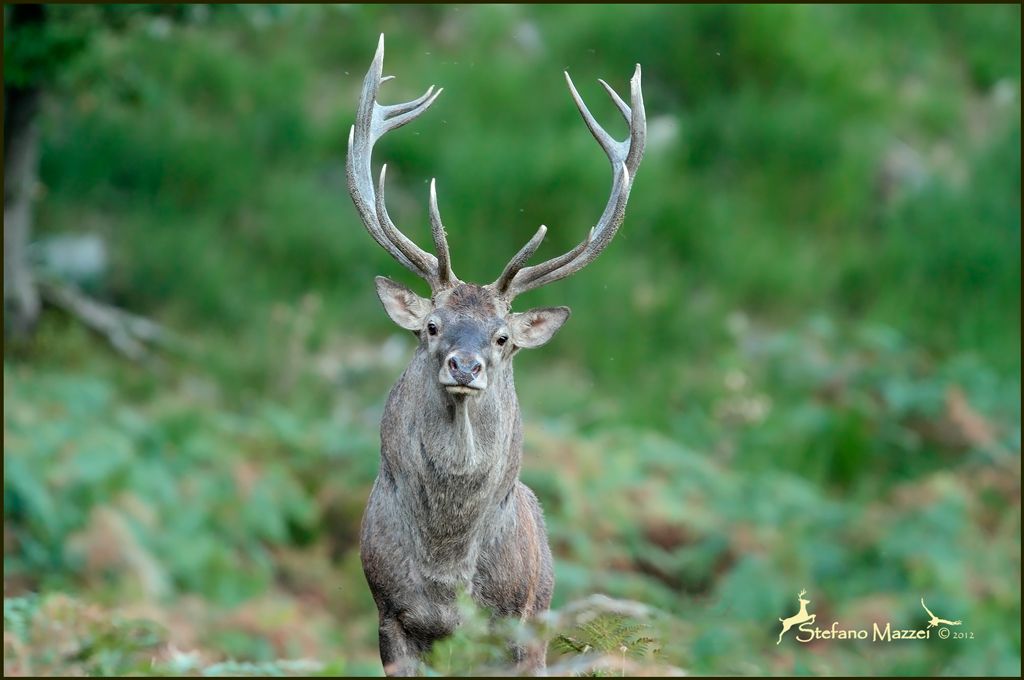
[492,64,646,300]
[385,83,437,117]
[346,34,456,289]
[429,179,456,286]
[564,70,618,158]
[376,165,438,276]
[501,229,590,293]
[625,64,646,171]
[598,78,631,121]
[380,86,443,136]
[494,225,547,294]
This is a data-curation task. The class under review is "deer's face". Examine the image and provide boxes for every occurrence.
[376,278,569,396]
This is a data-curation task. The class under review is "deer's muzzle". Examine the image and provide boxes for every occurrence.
[440,351,486,392]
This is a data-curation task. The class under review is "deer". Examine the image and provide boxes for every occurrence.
[777,589,815,644]
[346,35,646,676]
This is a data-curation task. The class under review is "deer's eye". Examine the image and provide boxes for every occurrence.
[496,335,508,346]
[427,322,438,336]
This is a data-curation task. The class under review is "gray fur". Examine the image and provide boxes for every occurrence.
[361,283,557,676]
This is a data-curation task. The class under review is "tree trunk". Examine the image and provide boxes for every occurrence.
[4,5,45,339]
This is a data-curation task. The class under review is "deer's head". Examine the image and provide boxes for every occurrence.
[347,35,645,397]
[375,279,568,395]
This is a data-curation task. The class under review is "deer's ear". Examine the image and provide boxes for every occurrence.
[507,306,571,349]
[375,276,431,330]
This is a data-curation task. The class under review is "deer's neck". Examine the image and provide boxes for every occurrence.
[381,349,523,574]
[415,356,519,476]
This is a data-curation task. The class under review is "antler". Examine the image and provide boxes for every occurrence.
[490,65,646,300]
[798,589,807,598]
[346,34,458,290]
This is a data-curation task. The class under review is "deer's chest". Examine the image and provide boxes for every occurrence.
[398,435,510,565]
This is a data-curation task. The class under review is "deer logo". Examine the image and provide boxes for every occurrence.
[777,589,816,644]
[920,598,961,628]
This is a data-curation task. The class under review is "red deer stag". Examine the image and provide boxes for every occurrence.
[347,35,646,676]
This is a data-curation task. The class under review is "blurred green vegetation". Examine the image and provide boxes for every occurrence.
[4,4,1021,676]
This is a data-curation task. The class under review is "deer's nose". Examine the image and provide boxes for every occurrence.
[447,352,482,385]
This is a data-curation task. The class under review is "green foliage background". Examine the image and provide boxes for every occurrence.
[4,4,1021,676]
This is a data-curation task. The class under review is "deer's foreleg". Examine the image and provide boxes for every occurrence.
[378,617,422,677]
[474,483,554,674]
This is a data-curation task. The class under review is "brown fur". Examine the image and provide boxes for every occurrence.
[435,284,500,318]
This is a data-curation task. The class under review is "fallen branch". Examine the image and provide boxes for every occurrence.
[37,278,173,362]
